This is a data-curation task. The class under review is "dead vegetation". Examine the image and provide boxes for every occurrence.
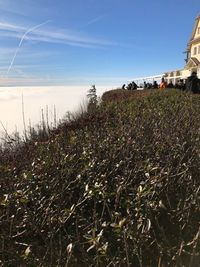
[0,89,200,266]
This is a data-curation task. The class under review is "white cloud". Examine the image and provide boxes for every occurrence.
[0,18,129,86]
[0,85,114,135]
[0,22,24,32]
[0,20,119,48]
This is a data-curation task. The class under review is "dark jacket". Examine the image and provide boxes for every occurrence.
[185,75,200,93]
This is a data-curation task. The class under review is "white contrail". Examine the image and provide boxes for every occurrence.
[6,20,51,76]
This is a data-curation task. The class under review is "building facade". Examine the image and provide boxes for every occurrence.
[164,14,200,84]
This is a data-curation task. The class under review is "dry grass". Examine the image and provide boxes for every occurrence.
[0,89,200,266]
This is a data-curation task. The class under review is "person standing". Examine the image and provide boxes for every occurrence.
[122,84,126,90]
[160,78,167,90]
[185,71,200,93]
[153,81,159,89]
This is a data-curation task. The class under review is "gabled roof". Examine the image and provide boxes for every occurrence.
[185,57,200,69]
[190,57,200,65]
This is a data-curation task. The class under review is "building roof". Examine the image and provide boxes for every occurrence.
[190,57,200,65]
[184,57,200,70]
[187,14,200,49]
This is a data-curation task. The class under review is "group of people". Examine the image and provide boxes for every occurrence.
[122,81,138,90]
[121,71,200,93]
[143,81,159,89]
[159,72,200,93]
[159,78,185,90]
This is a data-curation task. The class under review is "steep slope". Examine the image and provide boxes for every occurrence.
[0,89,200,267]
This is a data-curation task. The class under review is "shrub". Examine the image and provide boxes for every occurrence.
[0,89,200,266]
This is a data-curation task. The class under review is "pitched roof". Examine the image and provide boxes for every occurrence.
[185,57,200,69]
[191,57,200,65]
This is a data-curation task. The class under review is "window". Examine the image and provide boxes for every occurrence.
[194,47,197,55]
[198,27,200,34]
[198,46,200,54]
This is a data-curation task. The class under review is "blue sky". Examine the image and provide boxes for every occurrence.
[0,0,199,86]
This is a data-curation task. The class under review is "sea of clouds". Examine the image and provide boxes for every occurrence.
[0,85,114,137]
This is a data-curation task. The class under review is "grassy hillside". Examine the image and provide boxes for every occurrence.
[0,89,200,267]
